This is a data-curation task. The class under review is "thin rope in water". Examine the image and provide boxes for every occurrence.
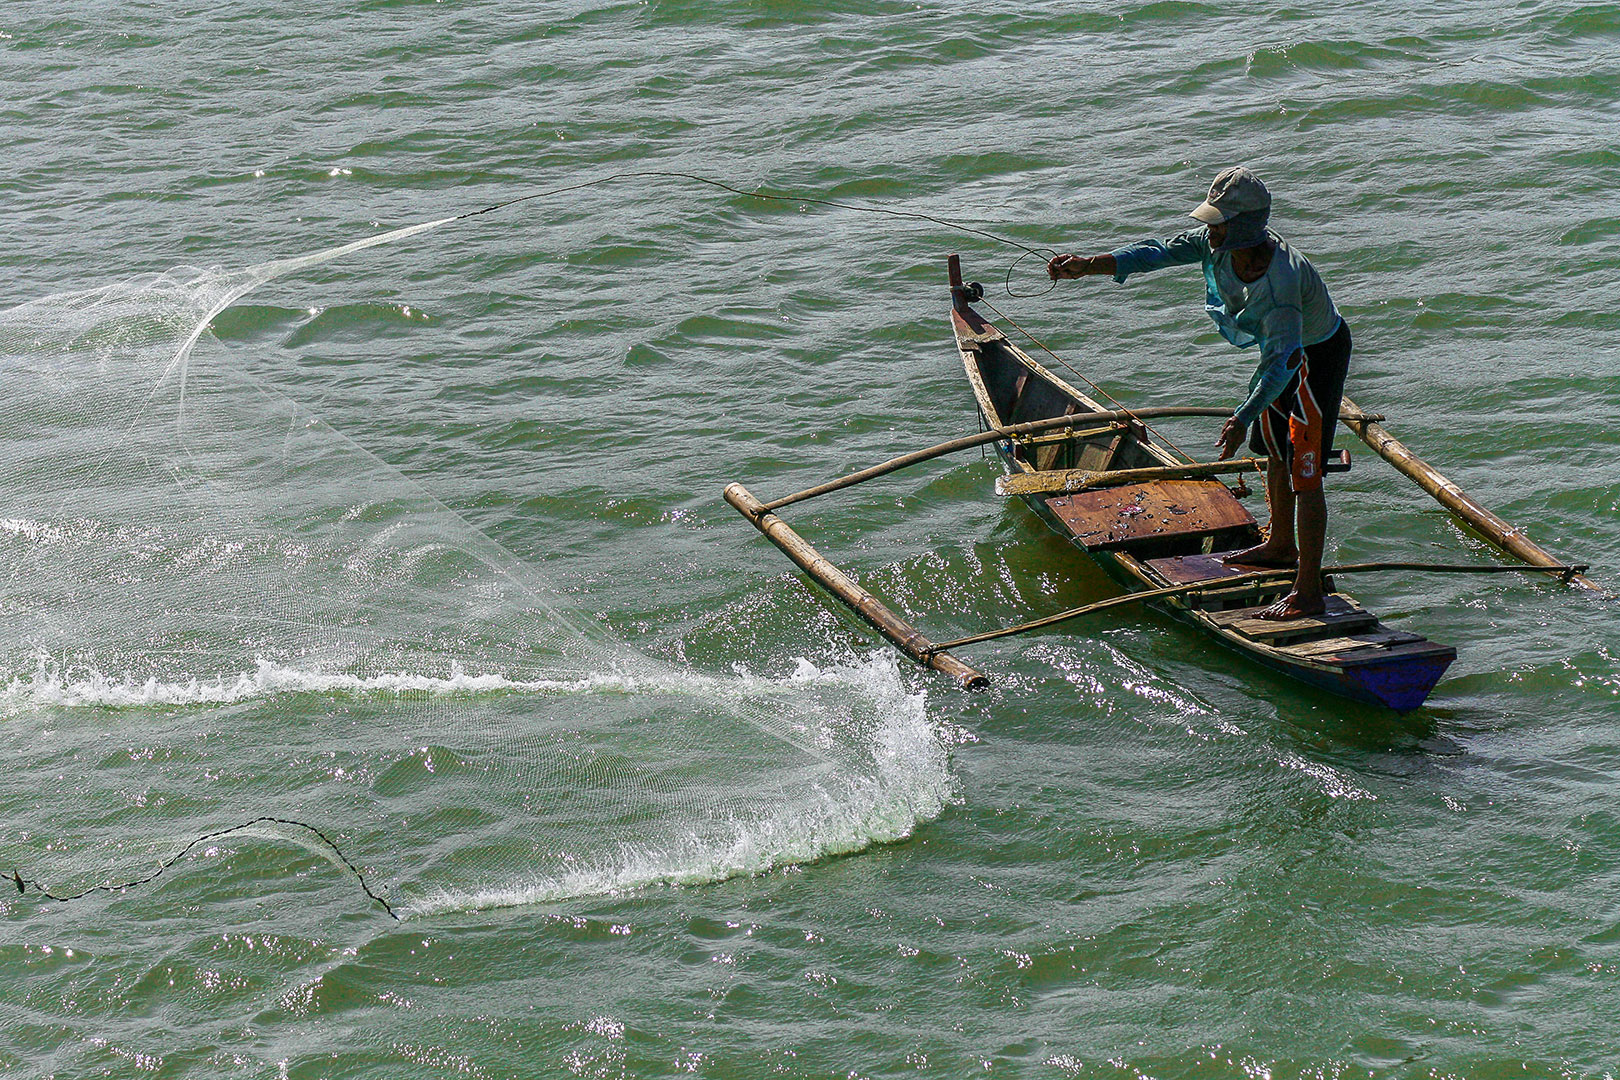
[11,817,399,920]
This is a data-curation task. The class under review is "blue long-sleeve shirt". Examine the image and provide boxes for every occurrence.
[1109,228,1342,428]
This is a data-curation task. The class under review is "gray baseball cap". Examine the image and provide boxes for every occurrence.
[1190,166,1271,224]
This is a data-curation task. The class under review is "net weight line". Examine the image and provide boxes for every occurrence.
[11,816,399,921]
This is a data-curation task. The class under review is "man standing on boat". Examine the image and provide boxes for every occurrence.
[1046,167,1351,620]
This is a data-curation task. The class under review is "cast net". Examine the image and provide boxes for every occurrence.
[0,217,952,917]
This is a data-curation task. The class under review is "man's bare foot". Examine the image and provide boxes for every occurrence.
[1222,543,1298,569]
[1255,590,1327,620]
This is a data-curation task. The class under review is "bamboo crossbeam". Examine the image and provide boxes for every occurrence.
[758,407,1234,512]
[923,560,1591,655]
[762,409,1383,513]
[1013,423,1129,447]
[723,482,987,689]
[995,457,1268,497]
[1339,396,1605,595]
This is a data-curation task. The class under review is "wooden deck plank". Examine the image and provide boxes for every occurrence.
[1146,552,1248,586]
[1183,581,1290,610]
[1308,639,1459,670]
[999,458,1266,498]
[1278,628,1427,659]
[1044,480,1255,551]
[1209,595,1377,641]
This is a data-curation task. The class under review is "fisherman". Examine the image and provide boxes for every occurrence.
[1045,166,1350,619]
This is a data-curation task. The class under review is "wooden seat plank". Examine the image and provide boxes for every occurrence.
[1209,595,1377,642]
[1277,628,1427,659]
[1000,459,1265,499]
[1328,640,1458,668]
[1183,581,1290,610]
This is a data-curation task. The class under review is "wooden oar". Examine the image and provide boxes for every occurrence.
[922,560,1591,655]
[1339,396,1606,595]
[996,457,1268,497]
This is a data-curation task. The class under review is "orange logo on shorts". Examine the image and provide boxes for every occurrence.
[1300,451,1317,478]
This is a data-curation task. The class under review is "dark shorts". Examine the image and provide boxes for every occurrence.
[1248,318,1351,493]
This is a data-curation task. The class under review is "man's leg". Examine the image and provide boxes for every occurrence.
[1263,486,1327,619]
[1258,391,1329,619]
[1224,410,1298,567]
[1250,325,1347,618]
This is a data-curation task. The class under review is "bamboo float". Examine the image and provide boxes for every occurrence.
[1339,396,1605,595]
[723,482,988,689]
[925,560,1591,654]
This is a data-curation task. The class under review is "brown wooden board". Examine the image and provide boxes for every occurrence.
[1146,549,1323,587]
[1208,595,1378,642]
[999,458,1267,499]
[1146,552,1249,585]
[1291,639,1458,669]
[1044,480,1255,551]
[1341,641,1459,666]
[1278,628,1427,660]
[1184,582,1289,610]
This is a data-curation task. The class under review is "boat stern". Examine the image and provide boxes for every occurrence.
[1340,649,1458,712]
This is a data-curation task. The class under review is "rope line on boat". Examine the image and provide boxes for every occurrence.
[923,560,1594,654]
[1002,248,1062,298]
[977,295,1204,466]
[9,817,399,921]
[455,170,1056,297]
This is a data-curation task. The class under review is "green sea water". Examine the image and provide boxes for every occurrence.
[3,1,1620,1076]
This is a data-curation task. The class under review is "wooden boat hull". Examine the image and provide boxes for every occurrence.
[953,284,1455,711]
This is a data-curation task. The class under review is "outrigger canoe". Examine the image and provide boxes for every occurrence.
[722,255,1596,712]
[946,257,1459,710]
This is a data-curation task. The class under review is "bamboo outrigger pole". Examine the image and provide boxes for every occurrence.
[724,482,988,689]
[1338,396,1605,595]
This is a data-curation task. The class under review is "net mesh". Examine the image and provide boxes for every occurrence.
[0,219,952,917]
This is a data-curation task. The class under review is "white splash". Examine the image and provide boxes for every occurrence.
[0,656,647,712]
[406,653,954,916]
